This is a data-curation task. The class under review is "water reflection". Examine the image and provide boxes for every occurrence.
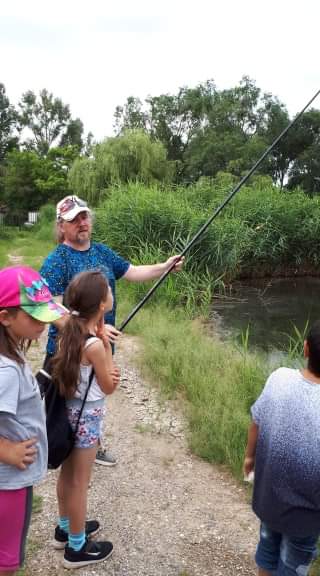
[211,277,320,351]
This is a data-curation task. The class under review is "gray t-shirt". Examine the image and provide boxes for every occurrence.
[0,354,48,489]
[252,367,320,537]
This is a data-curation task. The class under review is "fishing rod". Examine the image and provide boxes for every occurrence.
[119,89,320,332]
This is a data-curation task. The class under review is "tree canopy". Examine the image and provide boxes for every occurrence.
[114,77,320,191]
[0,78,320,215]
[0,86,91,211]
[68,130,173,205]
[18,89,85,155]
[0,83,19,163]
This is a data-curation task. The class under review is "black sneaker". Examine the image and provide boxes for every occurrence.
[53,520,100,550]
[63,539,113,569]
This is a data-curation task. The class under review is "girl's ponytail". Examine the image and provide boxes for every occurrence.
[51,314,87,398]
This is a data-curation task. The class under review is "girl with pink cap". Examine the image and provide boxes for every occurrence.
[0,266,66,575]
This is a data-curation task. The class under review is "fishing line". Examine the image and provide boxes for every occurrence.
[119,89,320,331]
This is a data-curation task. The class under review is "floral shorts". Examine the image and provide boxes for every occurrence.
[67,404,104,449]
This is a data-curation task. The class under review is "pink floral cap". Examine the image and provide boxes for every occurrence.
[0,266,68,323]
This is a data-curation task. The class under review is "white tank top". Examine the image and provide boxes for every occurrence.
[74,337,106,402]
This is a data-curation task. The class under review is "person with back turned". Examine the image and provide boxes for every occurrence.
[244,320,320,575]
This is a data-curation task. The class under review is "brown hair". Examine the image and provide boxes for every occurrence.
[51,270,109,398]
[0,307,29,364]
[306,320,320,377]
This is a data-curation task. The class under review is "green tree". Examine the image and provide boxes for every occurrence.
[0,83,19,163]
[2,150,46,210]
[1,146,77,210]
[114,78,293,184]
[68,130,174,204]
[258,97,291,188]
[59,118,84,150]
[286,110,320,194]
[114,81,216,169]
[36,146,80,202]
[114,96,147,133]
[18,89,72,155]
[183,77,291,182]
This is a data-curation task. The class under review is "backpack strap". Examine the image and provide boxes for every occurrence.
[73,368,95,435]
[73,334,98,434]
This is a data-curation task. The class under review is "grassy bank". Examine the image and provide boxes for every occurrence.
[117,286,268,478]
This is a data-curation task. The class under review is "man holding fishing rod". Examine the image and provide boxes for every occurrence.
[40,194,184,466]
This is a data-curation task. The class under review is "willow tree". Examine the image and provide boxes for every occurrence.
[68,130,175,205]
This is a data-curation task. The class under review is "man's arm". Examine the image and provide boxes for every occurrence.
[243,420,259,477]
[123,255,184,282]
[103,255,184,342]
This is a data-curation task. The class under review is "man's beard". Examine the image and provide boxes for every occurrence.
[75,230,90,245]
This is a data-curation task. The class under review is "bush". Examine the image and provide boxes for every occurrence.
[38,203,55,225]
[93,179,320,284]
[33,204,56,243]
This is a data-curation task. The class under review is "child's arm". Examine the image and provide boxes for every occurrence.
[95,319,121,388]
[85,340,119,395]
[243,421,259,476]
[0,437,38,470]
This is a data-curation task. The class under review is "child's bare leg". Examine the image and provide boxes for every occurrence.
[66,446,97,533]
[258,569,272,576]
[56,456,75,518]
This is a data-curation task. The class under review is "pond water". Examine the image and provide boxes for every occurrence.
[211,277,320,352]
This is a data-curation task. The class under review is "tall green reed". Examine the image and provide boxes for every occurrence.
[94,181,320,287]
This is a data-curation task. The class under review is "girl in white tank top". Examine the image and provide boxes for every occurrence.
[51,270,120,568]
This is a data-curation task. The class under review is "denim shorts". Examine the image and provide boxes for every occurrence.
[256,522,318,575]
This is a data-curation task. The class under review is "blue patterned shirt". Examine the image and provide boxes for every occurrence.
[40,243,130,355]
[252,367,320,537]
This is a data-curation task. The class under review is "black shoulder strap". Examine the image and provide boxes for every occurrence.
[74,369,95,434]
[74,334,97,433]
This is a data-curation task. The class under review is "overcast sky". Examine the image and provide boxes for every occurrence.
[1,0,319,141]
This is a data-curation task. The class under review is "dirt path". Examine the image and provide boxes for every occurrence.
[26,334,258,576]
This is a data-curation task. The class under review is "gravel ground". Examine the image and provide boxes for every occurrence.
[25,334,258,576]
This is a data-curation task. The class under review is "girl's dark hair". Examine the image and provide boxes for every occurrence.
[51,270,109,398]
[0,307,28,364]
[306,321,320,377]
